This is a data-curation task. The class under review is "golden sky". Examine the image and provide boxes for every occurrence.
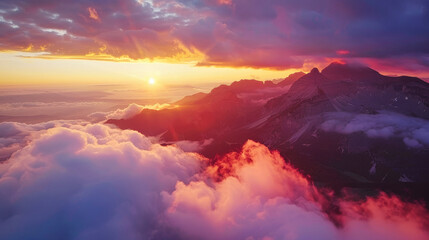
[0,52,300,86]
[1,0,428,86]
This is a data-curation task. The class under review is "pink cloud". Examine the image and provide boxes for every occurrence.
[0,121,428,239]
[164,140,429,239]
[88,7,100,21]
[0,0,427,73]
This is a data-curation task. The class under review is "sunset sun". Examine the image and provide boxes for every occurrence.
[148,77,156,85]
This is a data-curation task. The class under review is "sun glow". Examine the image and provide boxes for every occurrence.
[0,52,301,86]
[148,78,156,85]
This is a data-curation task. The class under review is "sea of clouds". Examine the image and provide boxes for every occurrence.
[0,106,428,240]
[320,111,429,148]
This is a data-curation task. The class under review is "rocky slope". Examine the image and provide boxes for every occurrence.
[108,62,429,201]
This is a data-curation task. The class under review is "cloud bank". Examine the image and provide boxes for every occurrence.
[0,120,86,160]
[320,111,429,148]
[0,122,203,239]
[89,103,174,122]
[0,121,428,239]
[0,0,428,72]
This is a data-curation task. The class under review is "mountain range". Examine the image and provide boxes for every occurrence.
[108,62,429,202]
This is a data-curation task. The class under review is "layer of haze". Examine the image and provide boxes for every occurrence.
[0,52,297,85]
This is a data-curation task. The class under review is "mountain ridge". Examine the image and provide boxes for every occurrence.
[108,62,429,200]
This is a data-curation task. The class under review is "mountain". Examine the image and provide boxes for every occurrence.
[108,62,429,201]
[109,79,290,141]
[277,71,306,86]
[251,63,429,183]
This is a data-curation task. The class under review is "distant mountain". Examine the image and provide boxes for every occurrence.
[251,63,429,183]
[108,62,429,201]
[174,92,207,105]
[277,71,306,86]
[109,79,289,140]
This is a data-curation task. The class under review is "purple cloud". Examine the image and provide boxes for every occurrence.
[0,0,428,72]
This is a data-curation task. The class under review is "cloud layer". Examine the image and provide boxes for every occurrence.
[0,122,204,239]
[0,121,428,239]
[0,0,428,72]
[89,103,174,122]
[320,112,429,148]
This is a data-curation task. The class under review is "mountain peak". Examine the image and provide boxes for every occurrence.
[310,68,320,74]
[277,72,306,86]
[286,67,328,100]
[321,62,381,81]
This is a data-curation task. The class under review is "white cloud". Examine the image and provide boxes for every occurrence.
[0,101,111,123]
[320,111,429,148]
[0,121,428,240]
[0,120,86,159]
[0,122,204,239]
[89,103,175,122]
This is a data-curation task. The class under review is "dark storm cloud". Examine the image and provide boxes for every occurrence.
[0,0,428,71]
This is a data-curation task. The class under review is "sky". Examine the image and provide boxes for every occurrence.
[0,51,298,85]
[1,0,429,85]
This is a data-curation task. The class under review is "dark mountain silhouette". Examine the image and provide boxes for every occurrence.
[108,62,429,202]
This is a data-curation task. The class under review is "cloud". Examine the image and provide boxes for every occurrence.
[320,111,429,148]
[0,0,428,72]
[89,103,174,122]
[172,138,214,152]
[164,140,429,240]
[0,120,86,160]
[0,102,181,159]
[0,0,191,60]
[87,7,100,21]
[0,101,108,121]
[0,121,428,240]
[0,122,204,239]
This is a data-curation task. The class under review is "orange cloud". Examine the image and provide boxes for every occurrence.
[88,7,100,21]
[164,140,429,239]
[0,0,428,75]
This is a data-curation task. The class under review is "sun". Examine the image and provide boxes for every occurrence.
[148,78,156,85]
